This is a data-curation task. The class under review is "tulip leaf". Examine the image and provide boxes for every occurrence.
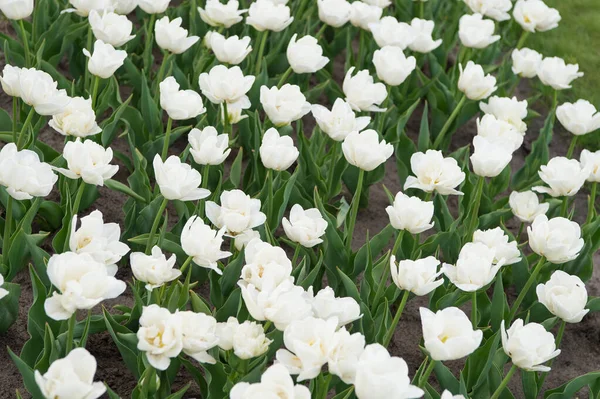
[0,282,20,333]
[545,371,600,399]
[103,308,141,379]
[8,347,45,399]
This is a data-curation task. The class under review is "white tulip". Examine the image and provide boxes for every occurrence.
[260,85,311,126]
[463,0,512,21]
[216,316,239,350]
[390,255,443,296]
[470,135,513,177]
[276,317,338,381]
[349,1,381,31]
[343,67,387,112]
[206,190,266,236]
[205,31,252,65]
[259,128,299,171]
[137,0,169,13]
[0,143,57,200]
[70,210,129,269]
[240,238,293,292]
[246,0,293,32]
[532,157,590,197]
[420,307,483,361]
[232,320,272,359]
[342,129,393,171]
[327,328,365,384]
[0,275,8,300]
[137,305,183,370]
[537,57,584,90]
[199,65,255,105]
[188,126,231,166]
[34,349,106,399]
[317,0,351,27]
[501,319,560,371]
[287,34,329,74]
[177,311,220,364]
[581,149,600,182]
[230,364,311,399]
[159,76,206,120]
[198,0,246,28]
[404,150,466,195]
[54,138,118,186]
[441,390,466,399]
[83,40,127,79]
[0,64,21,97]
[511,48,543,78]
[363,0,391,6]
[49,97,101,138]
[527,215,584,264]
[155,16,199,54]
[537,270,589,323]
[369,16,415,49]
[443,242,504,292]
[459,13,500,49]
[234,229,261,251]
[89,10,135,47]
[354,344,424,399]
[311,286,361,327]
[386,192,434,234]
[408,18,442,53]
[45,252,126,320]
[114,0,136,14]
[311,99,370,142]
[458,61,497,100]
[15,67,71,115]
[473,227,521,265]
[131,246,181,290]
[222,97,251,124]
[152,155,210,201]
[0,0,33,19]
[373,46,416,86]
[509,191,549,223]
[181,216,232,274]
[476,115,523,152]
[479,96,528,134]
[513,0,560,32]
[556,100,600,136]
[66,0,116,16]
[282,204,328,248]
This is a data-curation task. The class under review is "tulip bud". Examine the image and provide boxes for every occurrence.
[260,84,311,126]
[458,61,497,100]
[509,191,549,223]
[459,13,500,49]
[83,40,127,79]
[152,155,211,201]
[131,246,181,290]
[198,0,246,28]
[199,65,255,105]
[386,192,434,234]
[527,215,584,264]
[532,157,590,197]
[206,190,266,235]
[282,204,328,247]
[311,98,370,142]
[54,138,119,186]
[368,16,415,49]
[188,126,231,166]
[463,0,512,21]
[181,216,232,274]
[205,31,252,65]
[556,100,600,136]
[537,270,589,323]
[443,242,504,292]
[408,18,442,53]
[89,10,136,47]
[137,305,183,370]
[246,0,293,32]
[513,0,561,32]
[317,0,351,27]
[138,0,170,14]
[343,67,388,112]
[404,150,466,195]
[501,319,560,371]
[0,143,57,200]
[349,1,382,31]
[159,77,206,120]
[0,0,34,20]
[373,46,416,86]
[259,128,300,170]
[155,16,200,54]
[511,47,543,78]
[537,57,583,90]
[287,34,329,74]
[390,255,443,296]
[479,95,528,134]
[473,227,521,265]
[342,129,393,172]
[49,97,102,138]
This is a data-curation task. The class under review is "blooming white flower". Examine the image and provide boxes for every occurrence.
[343,67,387,112]
[373,46,416,86]
[476,115,523,152]
[216,316,239,350]
[479,96,528,134]
[363,0,390,7]
[537,57,584,90]
[342,129,393,171]
[260,84,311,126]
[532,157,590,197]
[556,100,600,136]
[70,210,129,269]
[0,275,8,300]
[404,150,466,195]
[49,97,101,138]
[420,307,483,361]
[458,61,497,100]
[311,286,361,327]
[369,16,415,49]
[527,215,584,264]
[537,270,589,323]
[199,65,255,105]
[386,192,434,234]
[581,149,600,182]
[513,0,560,32]
[15,67,71,115]
[45,252,126,320]
[188,126,230,166]
[349,1,381,31]
[473,227,521,265]
[311,98,370,142]
[470,135,513,177]
[34,349,106,399]
[230,364,310,399]
[246,0,293,32]
[501,319,560,371]
[137,0,169,13]
[152,155,211,201]
[231,319,272,359]
[511,48,543,78]
[0,64,21,97]
[159,77,206,120]
[317,0,351,27]
[83,40,127,79]
[115,0,136,14]
[0,0,33,19]
[205,31,252,65]
[287,34,329,74]
[131,246,181,291]
[459,13,500,49]
[181,216,231,274]
[177,311,220,364]
[137,305,183,370]
[390,255,443,296]
[240,238,293,292]
[0,143,57,200]
[443,242,504,292]
[54,138,118,186]
[509,191,549,223]
[206,190,266,236]
[408,18,442,53]
[155,16,199,54]
[282,204,327,248]
[463,0,512,21]
[234,229,261,251]
[89,10,135,47]
[259,128,299,171]
[327,328,365,384]
[66,0,116,17]
[354,344,424,399]
[199,0,246,28]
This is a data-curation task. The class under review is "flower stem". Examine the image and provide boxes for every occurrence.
[254,31,269,76]
[537,320,565,391]
[154,52,171,101]
[419,0,424,18]
[418,357,436,387]
[65,313,77,354]
[291,244,301,266]
[490,365,518,399]
[144,14,157,74]
[566,135,578,159]
[472,291,478,327]
[433,95,466,149]
[560,197,569,218]
[266,169,274,224]
[161,117,173,161]
[466,176,485,239]
[198,165,211,217]
[376,86,392,134]
[16,106,36,150]
[516,222,524,242]
[2,196,13,266]
[11,98,18,144]
[222,102,230,134]
[18,20,30,67]
[146,197,169,254]
[180,255,194,274]
[346,168,365,251]
[72,181,87,216]
[508,256,546,321]
[90,75,100,110]
[587,182,597,224]
[516,31,530,49]
[315,23,328,40]
[277,66,293,88]
[84,25,93,92]
[372,231,404,311]
[326,141,339,199]
[383,290,409,346]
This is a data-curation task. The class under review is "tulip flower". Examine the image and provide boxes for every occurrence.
[311,287,361,327]
[137,305,184,370]
[206,190,267,236]
[0,275,8,300]
[205,31,252,65]
[459,13,500,49]
[286,34,329,74]
[509,191,549,223]
[131,246,181,291]
[581,149,600,183]
[470,135,513,178]
[443,242,505,292]
[556,100,600,136]
[49,97,102,138]
[501,319,561,371]
[369,16,415,49]
[89,10,135,47]
[153,155,211,201]
[259,128,300,170]
[476,115,523,152]
[230,364,311,399]
[240,238,293,292]
[537,57,583,90]
[458,61,497,100]
[227,319,271,359]
[234,229,261,251]
[532,157,590,197]
[181,216,232,274]
[0,64,21,97]
[83,40,127,80]
[282,204,328,248]
[349,1,382,31]
[317,0,351,27]
[0,143,57,200]
[327,328,365,384]
[480,96,528,134]
[199,0,247,28]
[386,192,434,234]
[511,48,543,78]
[473,227,521,265]
[246,0,293,32]
[463,0,512,21]
[177,311,220,364]
[537,270,589,323]
[363,0,391,7]
[404,150,466,195]
[342,129,393,172]
[513,0,561,33]
[15,67,71,116]
[54,139,119,186]
[373,46,416,86]
[66,0,115,16]
[159,76,206,120]
[343,67,387,112]
[408,18,442,53]
[115,0,136,14]
[311,98,371,142]
[199,65,255,105]
[138,0,170,14]
[260,85,311,126]
[155,16,200,54]
[527,215,584,264]
[0,0,33,20]
[188,126,231,166]
[441,391,466,399]
[390,255,443,296]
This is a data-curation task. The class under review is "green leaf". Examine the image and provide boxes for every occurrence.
[8,347,45,398]
[103,308,140,378]
[0,282,20,333]
[104,179,147,203]
[140,74,161,139]
[545,371,600,399]
[101,94,133,146]
[490,271,507,330]
[418,102,430,151]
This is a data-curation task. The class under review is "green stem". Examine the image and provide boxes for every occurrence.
[433,95,467,149]
[254,31,269,75]
[266,169,274,224]
[277,66,293,88]
[566,135,578,159]
[516,31,530,49]
[222,102,230,134]
[19,20,30,68]
[587,182,597,224]
[346,168,365,251]
[144,14,157,74]
[537,321,565,391]
[72,181,86,216]
[326,141,339,198]
[16,106,36,150]
[154,52,171,101]
[372,231,404,311]
[2,196,13,266]
[472,291,478,327]
[376,86,392,134]
[146,197,169,254]
[198,165,210,217]
[560,197,569,218]
[291,244,301,266]
[90,75,100,110]
[65,313,76,354]
[315,23,327,40]
[419,0,424,18]
[161,118,173,161]
[508,256,545,321]
[11,98,18,145]
[180,255,194,274]
[516,222,524,242]
[418,357,436,387]
[84,25,92,92]
[466,176,485,237]
[383,290,409,346]
[490,365,518,399]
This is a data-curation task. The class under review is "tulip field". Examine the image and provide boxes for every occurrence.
[1,0,600,398]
